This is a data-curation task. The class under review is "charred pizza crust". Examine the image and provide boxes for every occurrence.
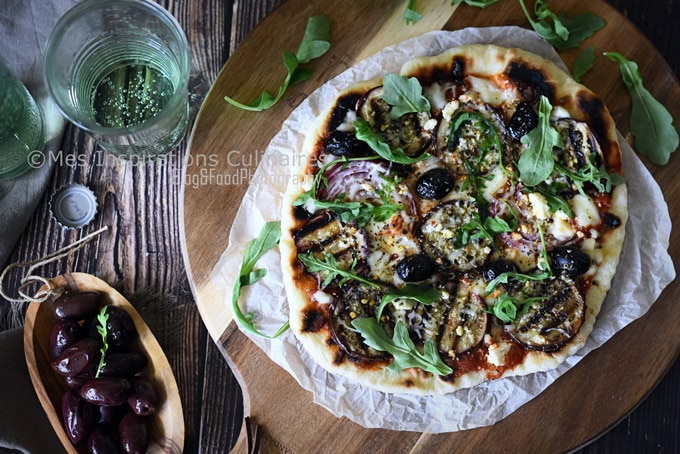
[281,44,627,395]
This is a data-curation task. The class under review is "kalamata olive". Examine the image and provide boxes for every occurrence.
[81,378,131,407]
[53,291,102,321]
[508,102,538,141]
[100,352,148,377]
[483,260,517,282]
[88,425,120,454]
[119,412,148,454]
[52,338,101,376]
[50,319,82,359]
[415,168,455,200]
[396,255,437,282]
[325,130,371,157]
[65,370,95,389]
[551,246,591,277]
[105,306,138,348]
[127,378,160,416]
[99,405,127,427]
[603,212,622,229]
[62,389,96,445]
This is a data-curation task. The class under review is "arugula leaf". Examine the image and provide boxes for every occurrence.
[530,184,574,218]
[572,46,595,82]
[382,74,431,119]
[403,0,422,25]
[517,95,563,186]
[351,318,452,375]
[375,285,442,320]
[353,118,429,164]
[519,0,605,51]
[486,293,548,322]
[95,306,109,378]
[605,52,679,165]
[298,252,379,289]
[555,154,619,196]
[452,0,500,8]
[224,16,331,111]
[232,222,290,338]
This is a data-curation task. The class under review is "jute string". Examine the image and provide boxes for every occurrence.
[0,226,108,303]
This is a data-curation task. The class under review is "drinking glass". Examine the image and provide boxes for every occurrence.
[45,0,190,158]
[0,58,44,181]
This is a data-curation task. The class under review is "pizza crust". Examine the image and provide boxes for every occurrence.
[281,44,627,395]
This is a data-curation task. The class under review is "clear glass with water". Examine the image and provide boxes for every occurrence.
[45,0,190,158]
[0,59,44,181]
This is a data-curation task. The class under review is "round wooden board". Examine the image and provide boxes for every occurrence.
[182,0,680,452]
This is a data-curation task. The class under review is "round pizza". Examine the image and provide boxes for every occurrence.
[280,44,627,395]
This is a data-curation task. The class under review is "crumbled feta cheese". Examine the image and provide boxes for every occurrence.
[442,100,460,121]
[423,118,438,131]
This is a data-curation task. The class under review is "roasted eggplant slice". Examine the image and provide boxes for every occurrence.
[294,211,368,273]
[439,275,488,355]
[358,86,433,157]
[505,277,585,352]
[419,200,493,271]
[329,284,390,360]
[553,118,604,173]
[435,101,510,175]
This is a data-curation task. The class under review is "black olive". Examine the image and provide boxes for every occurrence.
[293,204,312,221]
[603,212,622,229]
[552,246,591,277]
[396,255,437,282]
[508,102,538,141]
[415,168,455,200]
[452,58,465,83]
[483,260,517,282]
[325,130,371,157]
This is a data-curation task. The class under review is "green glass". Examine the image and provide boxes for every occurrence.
[45,0,190,158]
[0,59,44,181]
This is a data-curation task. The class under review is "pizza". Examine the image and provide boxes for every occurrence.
[279,44,627,395]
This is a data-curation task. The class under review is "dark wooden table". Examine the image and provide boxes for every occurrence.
[1,0,677,452]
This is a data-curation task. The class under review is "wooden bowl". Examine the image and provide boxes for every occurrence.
[23,273,184,453]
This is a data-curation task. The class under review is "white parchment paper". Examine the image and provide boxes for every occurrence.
[211,27,676,432]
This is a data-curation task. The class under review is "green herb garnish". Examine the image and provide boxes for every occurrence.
[449,111,506,172]
[95,306,109,378]
[519,0,605,51]
[403,0,423,25]
[452,0,500,8]
[351,318,452,375]
[298,252,378,289]
[572,46,595,82]
[382,74,431,120]
[555,154,620,196]
[353,118,430,164]
[375,285,442,321]
[529,184,574,218]
[455,205,518,251]
[517,95,563,186]
[224,15,330,111]
[605,52,679,165]
[232,222,289,338]
[486,293,548,323]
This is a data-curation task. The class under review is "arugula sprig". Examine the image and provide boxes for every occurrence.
[572,46,595,82]
[351,318,452,375]
[486,293,548,323]
[403,0,423,25]
[605,52,679,165]
[452,0,500,8]
[224,15,331,111]
[555,154,621,196]
[298,252,442,315]
[95,306,109,378]
[353,118,430,164]
[455,203,518,250]
[382,74,431,120]
[232,222,290,338]
[528,183,574,218]
[517,95,563,186]
[519,0,606,51]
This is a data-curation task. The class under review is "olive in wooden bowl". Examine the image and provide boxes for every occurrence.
[23,272,184,453]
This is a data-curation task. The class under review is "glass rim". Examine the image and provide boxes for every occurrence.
[44,0,190,137]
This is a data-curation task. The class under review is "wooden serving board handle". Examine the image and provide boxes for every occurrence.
[183,0,680,452]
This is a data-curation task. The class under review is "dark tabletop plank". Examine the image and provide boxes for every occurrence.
[1,0,677,453]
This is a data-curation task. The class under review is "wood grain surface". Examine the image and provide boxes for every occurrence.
[1,0,678,453]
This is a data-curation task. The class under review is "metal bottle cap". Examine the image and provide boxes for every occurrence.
[50,184,98,229]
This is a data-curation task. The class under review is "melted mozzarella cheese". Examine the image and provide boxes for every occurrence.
[336,110,357,132]
[482,166,509,199]
[572,194,601,227]
[467,76,518,106]
[424,82,449,111]
[486,340,512,367]
[548,210,576,241]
